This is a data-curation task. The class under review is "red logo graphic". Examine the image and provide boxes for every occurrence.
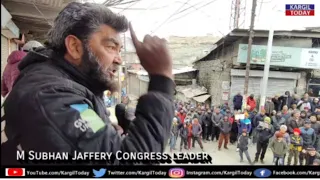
[5,168,25,176]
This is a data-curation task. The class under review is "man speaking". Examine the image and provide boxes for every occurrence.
[2,2,174,165]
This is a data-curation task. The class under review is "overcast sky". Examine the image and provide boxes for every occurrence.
[94,0,319,39]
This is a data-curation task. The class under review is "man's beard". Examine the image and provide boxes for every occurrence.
[79,45,118,93]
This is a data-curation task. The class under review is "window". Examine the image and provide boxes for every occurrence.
[308,78,320,97]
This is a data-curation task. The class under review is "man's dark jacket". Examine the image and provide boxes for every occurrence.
[2,49,175,165]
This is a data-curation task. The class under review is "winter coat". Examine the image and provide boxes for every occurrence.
[237,135,249,151]
[272,98,281,112]
[233,94,243,109]
[299,127,316,148]
[273,131,291,145]
[211,113,223,127]
[297,100,312,111]
[247,98,256,111]
[180,126,189,139]
[171,123,179,136]
[192,124,202,137]
[272,115,287,131]
[287,118,305,134]
[311,102,319,112]
[265,101,275,115]
[253,114,266,128]
[269,139,288,157]
[306,152,320,165]
[311,122,320,137]
[219,120,232,134]
[289,135,303,151]
[1,50,27,97]
[200,114,207,126]
[282,111,291,121]
[279,92,293,109]
[256,123,274,143]
[238,119,252,134]
[205,112,212,126]
[177,113,186,124]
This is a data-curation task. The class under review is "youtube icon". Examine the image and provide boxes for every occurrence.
[5,168,25,176]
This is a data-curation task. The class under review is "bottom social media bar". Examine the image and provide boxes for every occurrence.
[1,166,320,178]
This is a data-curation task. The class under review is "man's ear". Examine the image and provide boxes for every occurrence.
[64,35,83,65]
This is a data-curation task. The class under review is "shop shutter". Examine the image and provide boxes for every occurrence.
[265,78,295,97]
[230,76,261,97]
[1,35,9,76]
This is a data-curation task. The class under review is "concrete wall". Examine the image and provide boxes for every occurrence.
[194,36,312,106]
[174,71,197,86]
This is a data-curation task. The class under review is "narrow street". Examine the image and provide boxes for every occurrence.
[165,139,274,165]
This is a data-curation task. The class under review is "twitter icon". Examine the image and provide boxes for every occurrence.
[93,168,106,178]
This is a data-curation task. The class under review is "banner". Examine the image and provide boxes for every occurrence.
[237,44,320,69]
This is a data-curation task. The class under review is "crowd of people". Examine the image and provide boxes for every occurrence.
[171,91,320,166]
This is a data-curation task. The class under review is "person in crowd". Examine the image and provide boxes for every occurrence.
[300,110,308,122]
[289,104,298,114]
[1,50,27,97]
[305,147,320,166]
[265,97,275,117]
[311,98,319,113]
[177,109,186,124]
[297,94,312,112]
[233,92,243,111]
[291,94,300,107]
[230,113,239,145]
[237,129,253,164]
[274,125,290,145]
[174,110,181,124]
[2,2,175,165]
[299,120,317,165]
[179,122,189,151]
[190,107,199,120]
[191,118,204,151]
[238,113,252,140]
[254,117,274,164]
[310,114,320,151]
[269,132,288,166]
[282,105,291,121]
[279,91,293,110]
[197,109,204,125]
[201,109,210,143]
[252,109,267,144]
[272,111,287,131]
[247,94,257,112]
[218,115,232,150]
[170,118,179,152]
[211,108,223,141]
[186,120,193,150]
[272,95,281,112]
[287,110,305,135]
[205,109,213,141]
[288,128,303,165]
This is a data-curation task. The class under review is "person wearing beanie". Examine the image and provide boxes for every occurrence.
[274,125,290,145]
[237,129,253,164]
[218,115,232,150]
[288,128,303,165]
[269,132,288,165]
[254,116,274,164]
[299,120,316,165]
[305,147,320,165]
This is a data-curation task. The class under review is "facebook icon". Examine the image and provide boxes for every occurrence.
[253,168,272,178]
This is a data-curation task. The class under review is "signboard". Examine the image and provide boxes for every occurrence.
[300,49,320,69]
[237,44,320,69]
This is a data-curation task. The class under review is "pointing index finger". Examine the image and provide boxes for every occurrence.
[129,22,141,49]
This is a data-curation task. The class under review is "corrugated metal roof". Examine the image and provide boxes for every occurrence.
[177,86,208,98]
[193,94,211,102]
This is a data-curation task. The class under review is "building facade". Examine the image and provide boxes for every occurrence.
[194,29,320,106]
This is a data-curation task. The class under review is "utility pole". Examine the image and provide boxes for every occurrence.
[243,0,257,99]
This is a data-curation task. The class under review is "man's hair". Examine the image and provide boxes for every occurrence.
[47,2,128,53]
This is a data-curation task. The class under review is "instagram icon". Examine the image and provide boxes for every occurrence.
[168,168,185,178]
